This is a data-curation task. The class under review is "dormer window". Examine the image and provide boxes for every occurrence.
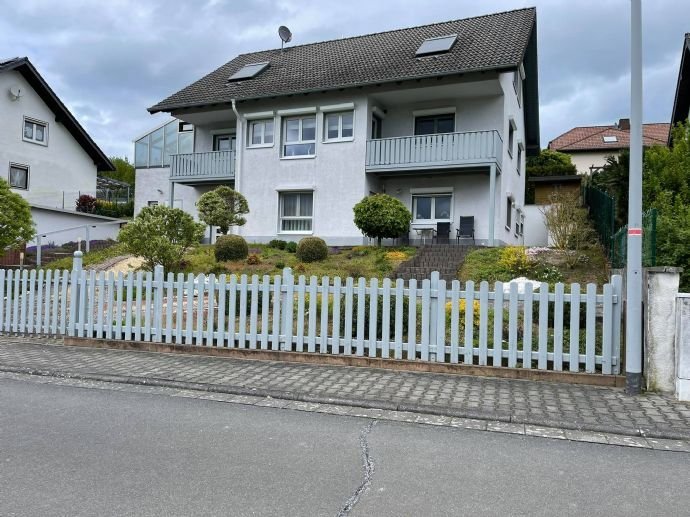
[416,34,457,57]
[228,62,270,82]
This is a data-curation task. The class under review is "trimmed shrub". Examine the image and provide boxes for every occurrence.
[268,239,287,250]
[215,235,248,261]
[285,241,297,253]
[296,237,328,263]
[75,194,97,213]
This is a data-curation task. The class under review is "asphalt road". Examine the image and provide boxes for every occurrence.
[1,376,688,517]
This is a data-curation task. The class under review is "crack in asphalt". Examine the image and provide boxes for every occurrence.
[336,420,378,517]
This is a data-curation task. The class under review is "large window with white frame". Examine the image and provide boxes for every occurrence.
[279,192,313,233]
[23,117,48,145]
[248,119,274,147]
[134,120,194,168]
[282,115,316,157]
[412,194,452,222]
[9,163,29,190]
[324,111,354,141]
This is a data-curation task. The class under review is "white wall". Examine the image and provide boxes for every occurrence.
[29,207,123,247]
[522,205,548,246]
[0,70,98,209]
[566,150,619,174]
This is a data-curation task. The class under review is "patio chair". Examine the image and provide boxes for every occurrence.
[435,222,451,243]
[456,216,475,244]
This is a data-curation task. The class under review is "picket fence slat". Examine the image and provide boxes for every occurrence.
[0,265,623,377]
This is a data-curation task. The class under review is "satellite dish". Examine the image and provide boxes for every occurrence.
[279,25,292,51]
[9,85,22,100]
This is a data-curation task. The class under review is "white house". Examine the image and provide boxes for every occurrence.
[136,7,540,246]
[0,57,121,247]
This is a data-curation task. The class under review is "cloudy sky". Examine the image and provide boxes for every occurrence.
[1,0,687,159]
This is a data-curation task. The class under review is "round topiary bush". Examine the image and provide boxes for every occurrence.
[215,235,248,261]
[296,237,328,263]
[285,241,297,253]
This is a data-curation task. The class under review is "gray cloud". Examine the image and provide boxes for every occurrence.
[0,0,687,158]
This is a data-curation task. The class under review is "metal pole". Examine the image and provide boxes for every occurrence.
[36,235,42,268]
[626,0,643,395]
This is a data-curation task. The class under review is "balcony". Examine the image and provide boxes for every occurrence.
[365,130,502,174]
[170,150,235,183]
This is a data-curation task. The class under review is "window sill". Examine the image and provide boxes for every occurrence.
[505,225,512,232]
[23,138,48,147]
[507,150,513,159]
[281,155,316,160]
[322,138,354,144]
[10,185,28,190]
[247,143,274,149]
[278,231,313,235]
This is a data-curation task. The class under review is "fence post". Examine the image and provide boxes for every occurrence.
[72,251,83,329]
[36,235,42,268]
[429,271,439,361]
[85,225,90,253]
[153,265,164,341]
[281,268,293,351]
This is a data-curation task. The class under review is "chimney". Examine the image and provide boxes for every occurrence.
[618,118,630,131]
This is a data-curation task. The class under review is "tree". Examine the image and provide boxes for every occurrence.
[353,194,412,246]
[526,149,577,177]
[118,204,204,271]
[0,179,35,250]
[642,121,690,289]
[589,150,629,226]
[540,190,596,267]
[196,186,249,235]
[102,156,135,185]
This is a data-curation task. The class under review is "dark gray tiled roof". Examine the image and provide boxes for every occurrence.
[150,7,536,113]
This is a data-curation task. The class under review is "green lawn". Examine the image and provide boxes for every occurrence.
[183,244,416,280]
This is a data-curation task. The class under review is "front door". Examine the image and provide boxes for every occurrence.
[213,134,236,151]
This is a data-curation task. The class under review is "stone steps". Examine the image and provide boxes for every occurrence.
[394,244,477,283]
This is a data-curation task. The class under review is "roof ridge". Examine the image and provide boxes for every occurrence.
[234,7,536,57]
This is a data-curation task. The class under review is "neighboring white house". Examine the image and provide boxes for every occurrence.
[0,57,122,246]
[136,7,540,246]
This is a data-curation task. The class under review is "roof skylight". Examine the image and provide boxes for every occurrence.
[228,61,270,82]
[602,135,618,143]
[416,34,458,57]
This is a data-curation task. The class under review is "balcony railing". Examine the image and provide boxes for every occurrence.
[365,130,502,172]
[170,150,235,182]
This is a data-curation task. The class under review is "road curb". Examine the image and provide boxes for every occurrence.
[2,364,689,441]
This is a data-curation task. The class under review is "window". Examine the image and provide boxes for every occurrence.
[506,197,513,230]
[135,120,195,168]
[249,119,274,147]
[412,194,452,221]
[9,163,28,189]
[508,121,515,157]
[516,144,523,176]
[280,192,313,232]
[283,115,316,157]
[23,118,47,145]
[371,115,382,139]
[147,201,159,207]
[324,111,354,141]
[603,135,618,143]
[228,62,270,81]
[213,134,236,151]
[414,114,455,135]
[416,34,457,56]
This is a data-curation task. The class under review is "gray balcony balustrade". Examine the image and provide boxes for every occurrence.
[365,130,502,173]
[170,150,235,183]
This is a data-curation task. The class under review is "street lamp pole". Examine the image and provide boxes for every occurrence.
[626,0,643,394]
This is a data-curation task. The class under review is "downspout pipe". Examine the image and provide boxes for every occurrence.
[231,99,243,236]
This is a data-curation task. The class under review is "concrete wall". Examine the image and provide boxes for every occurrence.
[522,205,548,246]
[0,70,98,209]
[30,207,123,247]
[676,295,690,401]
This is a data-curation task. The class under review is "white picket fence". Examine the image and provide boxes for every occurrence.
[0,258,623,375]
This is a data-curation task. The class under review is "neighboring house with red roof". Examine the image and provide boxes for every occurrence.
[547,118,670,174]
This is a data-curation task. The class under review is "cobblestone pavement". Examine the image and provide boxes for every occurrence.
[1,336,689,441]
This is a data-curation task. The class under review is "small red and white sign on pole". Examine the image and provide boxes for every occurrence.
[628,228,643,236]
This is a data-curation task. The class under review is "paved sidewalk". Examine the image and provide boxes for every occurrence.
[1,336,689,440]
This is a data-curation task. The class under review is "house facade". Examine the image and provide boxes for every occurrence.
[548,118,670,174]
[136,8,540,246]
[0,57,119,246]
